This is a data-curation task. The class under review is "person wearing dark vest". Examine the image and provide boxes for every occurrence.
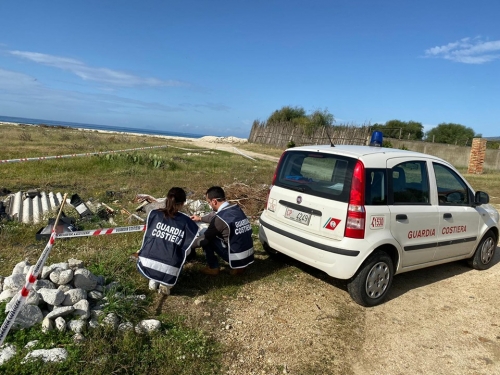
[137,187,199,295]
[190,186,254,276]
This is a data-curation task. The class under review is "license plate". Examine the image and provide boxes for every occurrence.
[284,207,311,225]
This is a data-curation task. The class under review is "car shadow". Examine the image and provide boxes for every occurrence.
[253,245,500,305]
[386,245,500,302]
[162,245,500,304]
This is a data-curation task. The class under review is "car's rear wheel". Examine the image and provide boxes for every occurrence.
[467,231,497,270]
[347,250,393,307]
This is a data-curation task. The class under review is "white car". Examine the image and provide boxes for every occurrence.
[259,137,499,306]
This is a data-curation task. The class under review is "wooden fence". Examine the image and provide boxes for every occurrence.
[248,122,372,148]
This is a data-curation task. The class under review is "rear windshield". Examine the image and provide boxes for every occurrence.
[275,151,356,202]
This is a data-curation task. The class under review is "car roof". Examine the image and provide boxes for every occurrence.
[285,144,450,168]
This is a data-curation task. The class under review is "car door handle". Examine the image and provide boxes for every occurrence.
[443,213,452,219]
[396,214,407,221]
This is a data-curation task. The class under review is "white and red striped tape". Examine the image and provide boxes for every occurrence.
[0,231,57,345]
[0,145,168,164]
[55,225,146,238]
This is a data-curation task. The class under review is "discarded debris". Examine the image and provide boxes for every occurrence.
[69,194,93,218]
[36,216,77,241]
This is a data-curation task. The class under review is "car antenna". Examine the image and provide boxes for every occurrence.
[325,128,335,147]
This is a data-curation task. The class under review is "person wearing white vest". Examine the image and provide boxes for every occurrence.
[190,186,254,276]
[136,187,199,295]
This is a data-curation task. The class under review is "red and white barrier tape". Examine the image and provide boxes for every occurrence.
[0,231,57,345]
[0,145,168,164]
[55,225,146,238]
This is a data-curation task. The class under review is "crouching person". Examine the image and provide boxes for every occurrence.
[190,186,254,276]
[137,187,199,295]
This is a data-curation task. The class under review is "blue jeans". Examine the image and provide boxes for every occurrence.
[202,238,229,269]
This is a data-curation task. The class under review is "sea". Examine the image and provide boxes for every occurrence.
[0,115,205,139]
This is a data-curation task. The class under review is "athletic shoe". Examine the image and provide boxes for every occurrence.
[148,280,159,290]
[158,285,171,296]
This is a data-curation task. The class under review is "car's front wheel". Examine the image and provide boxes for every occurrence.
[468,231,497,270]
[347,250,394,307]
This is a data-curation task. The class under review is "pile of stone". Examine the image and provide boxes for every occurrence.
[0,259,161,365]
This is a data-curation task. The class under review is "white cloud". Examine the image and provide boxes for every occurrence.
[424,37,500,64]
[9,50,189,87]
[0,67,184,114]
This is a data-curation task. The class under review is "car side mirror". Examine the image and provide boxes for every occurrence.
[474,191,489,205]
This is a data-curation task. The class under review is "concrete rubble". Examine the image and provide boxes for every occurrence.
[0,259,162,365]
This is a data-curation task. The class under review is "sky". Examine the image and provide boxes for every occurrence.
[0,1,499,138]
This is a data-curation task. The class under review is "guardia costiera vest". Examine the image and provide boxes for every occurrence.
[216,205,254,268]
[137,210,199,286]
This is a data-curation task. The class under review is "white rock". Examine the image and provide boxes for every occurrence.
[102,313,119,330]
[72,333,86,343]
[67,320,86,334]
[26,289,41,305]
[23,348,68,363]
[135,319,161,334]
[88,290,104,300]
[68,258,84,270]
[0,344,16,366]
[57,269,74,285]
[12,305,44,329]
[45,306,74,320]
[39,288,65,306]
[49,268,62,284]
[24,340,39,349]
[42,317,54,332]
[118,322,134,332]
[50,262,70,271]
[41,265,52,279]
[0,289,16,302]
[55,317,66,332]
[33,279,55,291]
[73,299,90,320]
[3,274,25,291]
[73,269,98,290]
[58,284,72,293]
[62,288,87,306]
[12,260,30,275]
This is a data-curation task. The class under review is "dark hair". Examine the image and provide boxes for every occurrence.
[160,187,186,218]
[206,186,225,201]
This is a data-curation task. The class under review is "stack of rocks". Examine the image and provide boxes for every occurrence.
[0,259,162,365]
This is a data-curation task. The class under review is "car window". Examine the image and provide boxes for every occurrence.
[365,169,386,205]
[433,163,470,206]
[276,151,356,202]
[390,161,430,205]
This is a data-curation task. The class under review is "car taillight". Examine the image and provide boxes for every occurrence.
[266,152,286,210]
[345,160,366,239]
